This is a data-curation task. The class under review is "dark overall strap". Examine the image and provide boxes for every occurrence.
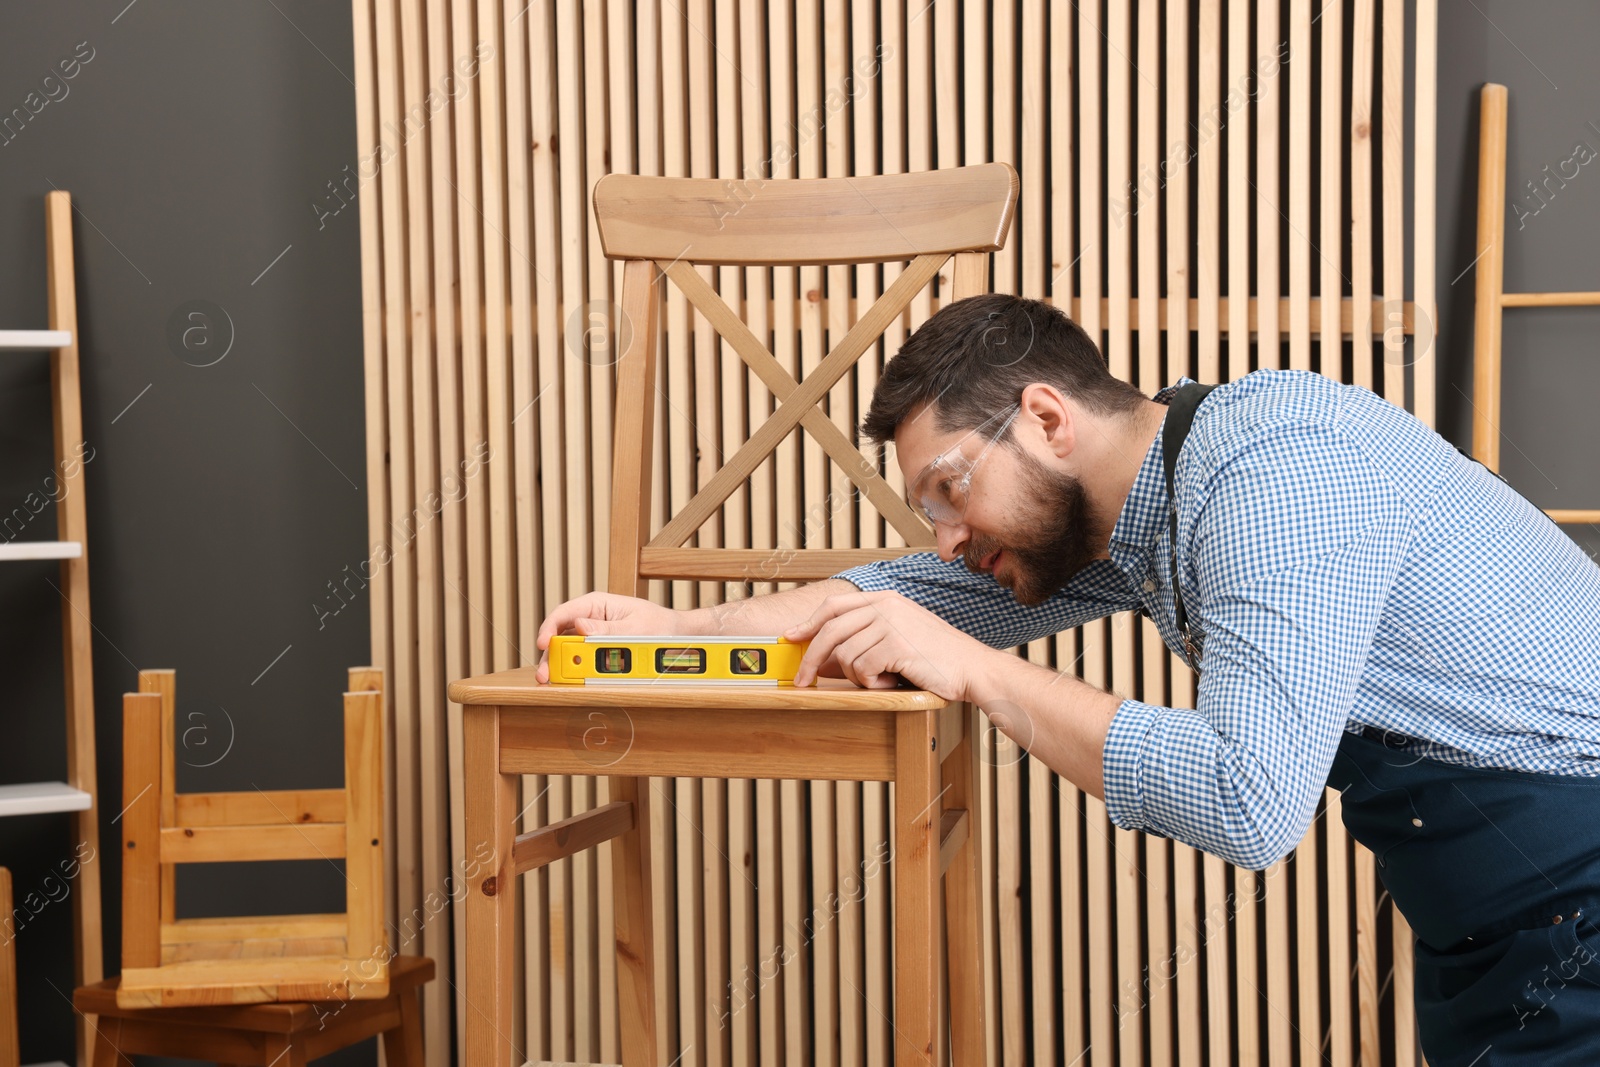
[1162,382,1218,671]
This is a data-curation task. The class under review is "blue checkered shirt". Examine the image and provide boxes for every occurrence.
[835,368,1600,870]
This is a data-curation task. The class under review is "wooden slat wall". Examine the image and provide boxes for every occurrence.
[351,1,1437,1063]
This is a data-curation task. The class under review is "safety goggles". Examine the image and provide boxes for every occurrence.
[907,403,1021,527]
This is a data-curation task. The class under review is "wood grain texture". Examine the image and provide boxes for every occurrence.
[172,790,345,827]
[1473,83,1509,470]
[0,869,16,1067]
[46,190,104,1067]
[593,166,1019,264]
[122,693,163,971]
[512,801,635,874]
[344,688,387,968]
[112,671,389,1009]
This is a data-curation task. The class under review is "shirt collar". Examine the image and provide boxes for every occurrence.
[1106,377,1195,559]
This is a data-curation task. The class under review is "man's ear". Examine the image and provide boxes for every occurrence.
[1018,382,1074,458]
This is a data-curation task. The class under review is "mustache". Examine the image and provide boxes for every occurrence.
[963,535,1001,574]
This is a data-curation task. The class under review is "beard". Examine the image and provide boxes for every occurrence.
[963,449,1104,606]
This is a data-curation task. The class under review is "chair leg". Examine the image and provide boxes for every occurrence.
[609,775,658,1066]
[464,706,521,1067]
[894,710,943,1067]
[380,985,425,1067]
[88,1019,122,1067]
[263,1036,307,1067]
[943,705,987,1066]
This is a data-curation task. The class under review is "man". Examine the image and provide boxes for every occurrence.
[537,293,1600,1064]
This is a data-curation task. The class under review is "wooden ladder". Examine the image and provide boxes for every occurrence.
[1473,81,1600,522]
[0,191,104,1067]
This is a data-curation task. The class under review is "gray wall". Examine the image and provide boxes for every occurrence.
[1436,0,1600,564]
[0,3,370,1061]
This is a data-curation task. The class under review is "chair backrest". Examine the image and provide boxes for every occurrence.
[592,163,1019,596]
[120,667,385,976]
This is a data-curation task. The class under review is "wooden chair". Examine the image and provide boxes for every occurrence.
[74,955,432,1067]
[112,667,389,1008]
[448,163,1016,1066]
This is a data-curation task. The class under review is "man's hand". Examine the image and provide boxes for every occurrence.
[533,593,685,683]
[783,589,1003,701]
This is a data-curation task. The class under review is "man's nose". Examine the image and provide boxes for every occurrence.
[935,520,971,563]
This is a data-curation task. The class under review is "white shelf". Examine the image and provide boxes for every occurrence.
[0,782,91,817]
[0,330,70,350]
[0,541,81,561]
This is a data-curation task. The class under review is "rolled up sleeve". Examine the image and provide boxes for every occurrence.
[1102,418,1411,870]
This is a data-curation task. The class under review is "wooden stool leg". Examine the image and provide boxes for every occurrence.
[894,710,943,1067]
[0,870,17,1067]
[263,1036,307,1067]
[88,1018,122,1067]
[464,706,520,1067]
[380,984,425,1067]
[944,706,987,1066]
[609,774,658,1066]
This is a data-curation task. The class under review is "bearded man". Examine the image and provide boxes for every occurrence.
[538,293,1600,1066]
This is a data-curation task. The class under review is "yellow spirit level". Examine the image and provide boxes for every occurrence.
[547,635,811,686]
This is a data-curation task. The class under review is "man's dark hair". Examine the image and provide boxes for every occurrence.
[860,294,1148,445]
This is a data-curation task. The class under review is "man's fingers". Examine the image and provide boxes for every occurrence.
[830,630,884,689]
[794,614,853,685]
[795,607,879,687]
[536,593,599,649]
[836,631,904,690]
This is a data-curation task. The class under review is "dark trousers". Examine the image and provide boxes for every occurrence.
[1328,728,1600,1064]
[1413,913,1600,1064]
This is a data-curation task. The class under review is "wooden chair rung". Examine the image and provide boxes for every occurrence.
[511,800,636,876]
[160,824,346,864]
[939,808,972,877]
[637,547,918,583]
[162,915,348,945]
[174,789,345,828]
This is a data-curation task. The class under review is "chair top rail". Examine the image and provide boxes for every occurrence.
[594,163,1018,265]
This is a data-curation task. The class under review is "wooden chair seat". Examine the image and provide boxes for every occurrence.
[73,955,433,1067]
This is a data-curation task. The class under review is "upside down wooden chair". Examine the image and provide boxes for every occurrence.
[448,162,1018,1066]
[109,667,391,1007]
